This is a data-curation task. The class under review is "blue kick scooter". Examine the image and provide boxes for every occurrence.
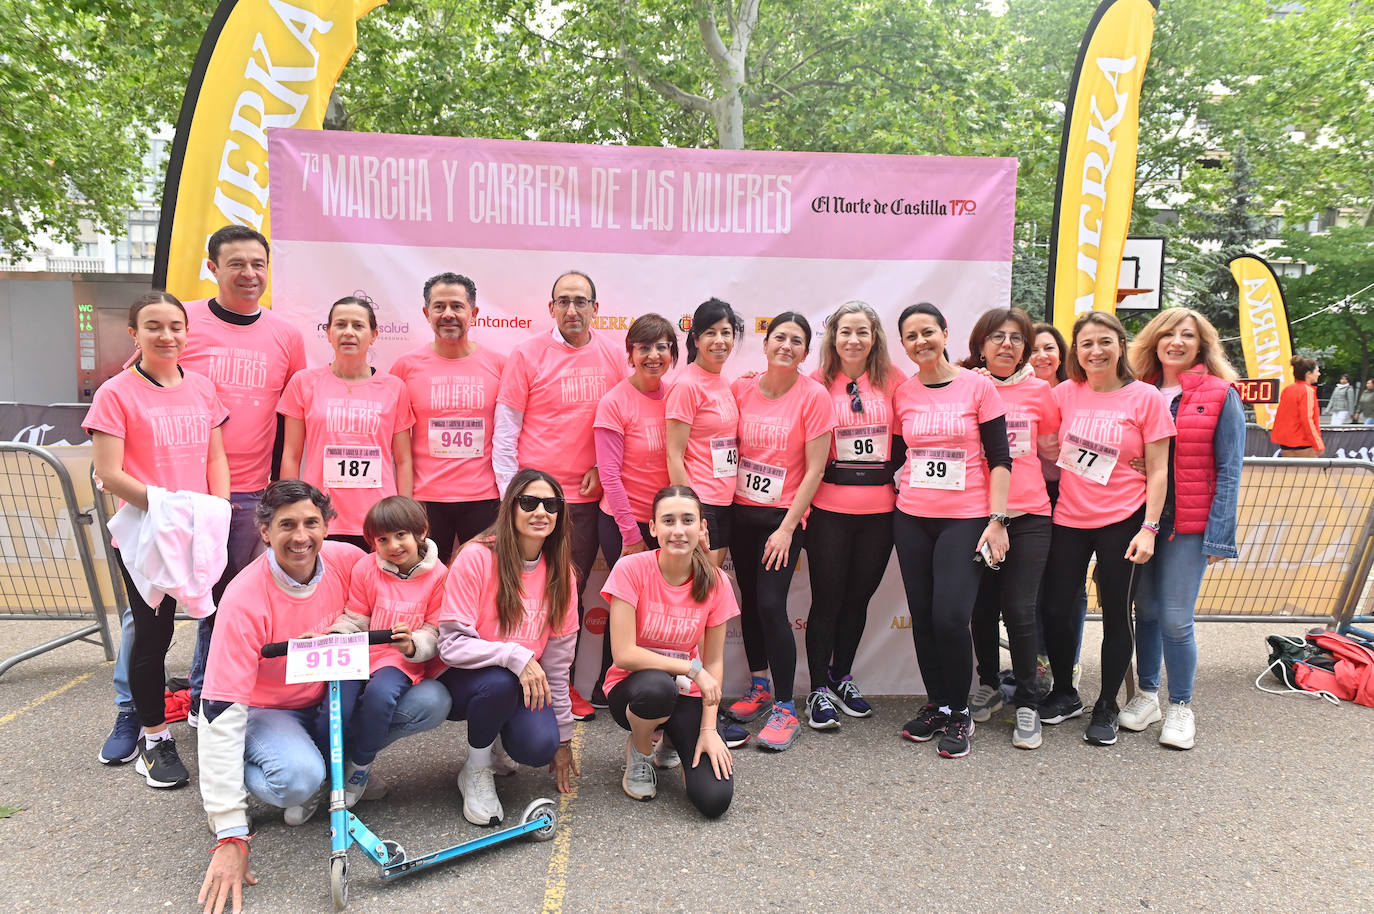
[262,632,559,910]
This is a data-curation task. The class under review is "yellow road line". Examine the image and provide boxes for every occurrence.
[540,724,585,914]
[0,670,95,727]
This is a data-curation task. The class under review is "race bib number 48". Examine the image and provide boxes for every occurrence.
[285,633,370,684]
[1056,432,1119,485]
[323,445,384,488]
[710,436,739,478]
[736,457,786,505]
[908,448,967,490]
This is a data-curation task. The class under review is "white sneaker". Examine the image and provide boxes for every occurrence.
[1159,702,1195,750]
[343,761,370,809]
[490,736,519,776]
[622,737,657,801]
[284,782,324,826]
[651,733,681,769]
[1117,690,1161,731]
[361,771,389,801]
[968,683,1004,723]
[457,762,503,826]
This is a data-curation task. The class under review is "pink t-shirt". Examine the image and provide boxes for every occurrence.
[443,541,579,658]
[389,344,505,502]
[731,374,834,510]
[595,379,671,524]
[83,367,229,499]
[346,552,450,683]
[664,362,740,507]
[179,299,307,493]
[497,331,625,504]
[997,374,1060,517]
[810,369,904,515]
[893,368,1007,519]
[203,541,365,710]
[1052,380,1176,529]
[599,550,740,698]
[277,367,414,536]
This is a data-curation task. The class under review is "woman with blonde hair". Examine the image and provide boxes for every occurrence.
[1119,308,1244,749]
[801,301,904,729]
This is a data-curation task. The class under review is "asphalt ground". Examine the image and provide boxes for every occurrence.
[0,615,1370,914]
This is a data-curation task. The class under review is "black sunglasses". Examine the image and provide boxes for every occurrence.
[846,379,864,413]
[515,494,564,514]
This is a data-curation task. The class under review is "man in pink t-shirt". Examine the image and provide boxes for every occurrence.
[493,271,624,719]
[390,272,505,565]
[99,225,308,767]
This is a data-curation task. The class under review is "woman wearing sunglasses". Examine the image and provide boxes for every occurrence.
[801,301,903,730]
[437,469,580,826]
[279,294,414,550]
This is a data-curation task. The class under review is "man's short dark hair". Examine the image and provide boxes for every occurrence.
[208,225,270,263]
[255,479,336,526]
[423,272,477,307]
[550,270,596,303]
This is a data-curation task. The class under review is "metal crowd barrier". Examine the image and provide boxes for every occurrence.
[0,442,115,677]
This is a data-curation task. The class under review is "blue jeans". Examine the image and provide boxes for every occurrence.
[243,679,450,809]
[113,604,135,712]
[190,491,266,706]
[439,666,560,765]
[332,666,414,767]
[1133,525,1207,703]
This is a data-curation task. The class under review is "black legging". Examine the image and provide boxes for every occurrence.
[804,506,893,690]
[970,513,1052,708]
[423,498,500,566]
[566,500,602,682]
[609,670,733,818]
[113,548,178,729]
[1041,506,1145,710]
[892,511,986,711]
[729,505,805,703]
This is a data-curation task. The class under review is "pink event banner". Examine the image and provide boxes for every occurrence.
[268,129,1016,263]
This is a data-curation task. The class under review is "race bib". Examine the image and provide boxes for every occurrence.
[736,457,786,505]
[284,633,370,684]
[429,417,484,459]
[710,436,739,478]
[1056,432,1119,485]
[650,649,694,694]
[1005,418,1032,459]
[908,448,966,491]
[324,445,384,488]
[835,424,889,462]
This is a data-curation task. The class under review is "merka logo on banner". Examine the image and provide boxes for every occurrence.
[591,315,629,330]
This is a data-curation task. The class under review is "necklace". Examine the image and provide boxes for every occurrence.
[330,362,372,393]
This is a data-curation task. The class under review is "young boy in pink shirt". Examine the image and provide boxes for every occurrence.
[326,497,449,806]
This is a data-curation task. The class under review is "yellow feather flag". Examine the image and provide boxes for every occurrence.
[1046,0,1158,340]
[152,0,386,305]
[1230,255,1295,429]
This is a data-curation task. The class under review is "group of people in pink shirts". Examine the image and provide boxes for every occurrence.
[85,223,1245,914]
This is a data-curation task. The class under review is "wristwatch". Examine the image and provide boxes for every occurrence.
[686,658,703,680]
[989,513,1010,527]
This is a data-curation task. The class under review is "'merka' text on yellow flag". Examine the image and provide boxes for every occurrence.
[1230,255,1295,429]
[1046,0,1157,339]
[155,0,386,305]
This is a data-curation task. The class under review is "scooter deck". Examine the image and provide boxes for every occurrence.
[377,813,555,880]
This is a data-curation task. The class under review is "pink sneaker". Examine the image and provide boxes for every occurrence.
[726,681,774,722]
[756,704,800,751]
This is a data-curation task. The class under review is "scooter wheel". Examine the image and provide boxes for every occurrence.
[330,856,348,910]
[521,798,558,842]
[382,840,407,865]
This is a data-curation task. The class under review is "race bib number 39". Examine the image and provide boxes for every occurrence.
[429,417,484,459]
[324,445,384,488]
[285,633,370,684]
[1006,418,1032,459]
[1056,432,1119,485]
[835,424,889,462]
[710,436,739,478]
[908,448,967,490]
[736,457,786,505]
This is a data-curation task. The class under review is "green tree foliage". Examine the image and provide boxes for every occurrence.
[0,0,213,256]
[1272,225,1374,384]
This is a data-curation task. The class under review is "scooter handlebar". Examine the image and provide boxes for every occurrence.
[260,629,397,658]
